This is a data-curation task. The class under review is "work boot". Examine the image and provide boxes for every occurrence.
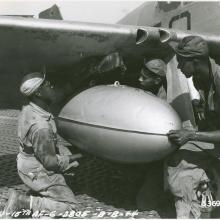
[2,189,30,218]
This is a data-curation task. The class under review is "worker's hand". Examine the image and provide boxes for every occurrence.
[63,161,79,172]
[69,161,79,168]
[69,153,83,163]
[167,129,195,146]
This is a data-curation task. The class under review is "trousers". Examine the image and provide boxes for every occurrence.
[167,141,220,218]
[17,152,78,215]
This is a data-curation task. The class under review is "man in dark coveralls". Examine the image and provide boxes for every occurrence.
[4,72,82,217]
[136,59,168,212]
[167,36,220,218]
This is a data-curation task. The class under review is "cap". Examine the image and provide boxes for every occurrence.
[20,72,45,96]
[175,36,209,58]
[143,59,167,77]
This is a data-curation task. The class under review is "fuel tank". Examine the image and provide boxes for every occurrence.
[57,85,181,163]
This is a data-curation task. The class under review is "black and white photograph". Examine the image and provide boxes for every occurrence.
[0,0,220,218]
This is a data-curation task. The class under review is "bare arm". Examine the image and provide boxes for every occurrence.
[167,129,220,146]
[69,154,82,163]
[194,130,220,143]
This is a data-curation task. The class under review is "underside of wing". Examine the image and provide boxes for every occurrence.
[0,16,174,108]
[1,16,220,111]
[0,16,174,75]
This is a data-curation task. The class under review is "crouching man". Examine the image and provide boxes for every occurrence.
[167,36,220,218]
[138,58,167,99]
[136,59,167,211]
[4,72,82,218]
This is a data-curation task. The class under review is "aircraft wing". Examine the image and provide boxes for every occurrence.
[0,15,220,114]
[1,16,219,75]
[0,15,175,109]
[0,16,173,75]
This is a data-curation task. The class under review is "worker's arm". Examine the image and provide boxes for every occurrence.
[31,128,60,172]
[167,129,220,146]
[69,154,82,163]
[31,127,82,172]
